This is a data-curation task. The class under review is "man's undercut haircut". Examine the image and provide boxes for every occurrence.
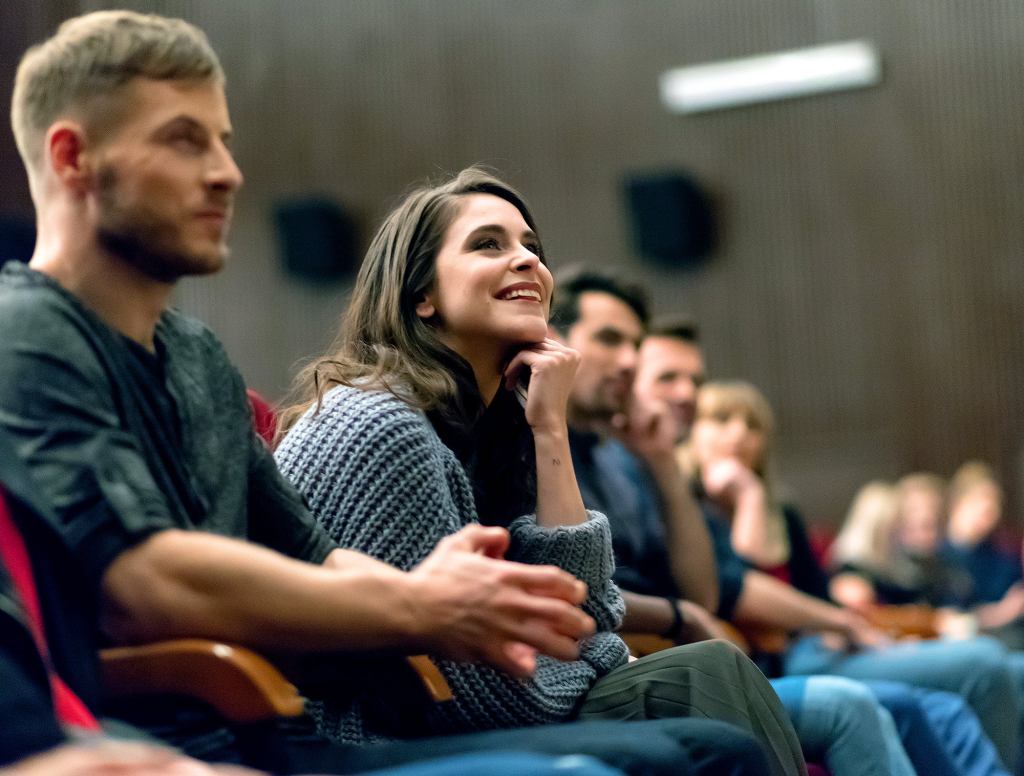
[550,266,650,334]
[11,10,224,176]
[648,314,700,345]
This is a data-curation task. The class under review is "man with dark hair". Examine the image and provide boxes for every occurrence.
[549,269,651,333]
[550,267,721,642]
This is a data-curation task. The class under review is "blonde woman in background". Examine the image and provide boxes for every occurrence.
[829,481,913,610]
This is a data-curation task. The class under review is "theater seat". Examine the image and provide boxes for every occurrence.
[620,619,787,659]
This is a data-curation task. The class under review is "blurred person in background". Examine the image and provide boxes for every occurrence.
[683,380,1022,775]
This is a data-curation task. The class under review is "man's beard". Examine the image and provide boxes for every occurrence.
[96,165,227,283]
[571,387,625,434]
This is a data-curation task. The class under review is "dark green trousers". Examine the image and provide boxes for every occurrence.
[579,640,805,776]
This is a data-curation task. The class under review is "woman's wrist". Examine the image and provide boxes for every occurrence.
[733,476,766,505]
[530,423,570,443]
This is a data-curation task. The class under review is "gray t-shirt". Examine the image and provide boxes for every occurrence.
[0,262,336,599]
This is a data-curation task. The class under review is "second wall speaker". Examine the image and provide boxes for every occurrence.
[623,172,715,267]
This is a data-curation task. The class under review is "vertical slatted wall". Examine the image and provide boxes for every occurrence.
[5,0,1024,521]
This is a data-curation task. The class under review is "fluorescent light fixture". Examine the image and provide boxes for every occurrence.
[660,40,881,114]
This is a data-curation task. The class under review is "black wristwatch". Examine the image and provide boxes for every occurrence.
[661,597,684,640]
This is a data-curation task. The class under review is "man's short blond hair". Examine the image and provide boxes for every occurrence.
[11,10,223,179]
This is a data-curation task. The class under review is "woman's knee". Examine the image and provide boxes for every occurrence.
[632,639,765,695]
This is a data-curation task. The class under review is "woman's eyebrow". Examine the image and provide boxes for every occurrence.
[466,224,506,237]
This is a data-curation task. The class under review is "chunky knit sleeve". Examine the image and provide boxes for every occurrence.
[274,386,628,742]
[507,512,625,633]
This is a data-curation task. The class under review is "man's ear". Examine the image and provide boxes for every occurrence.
[46,121,93,196]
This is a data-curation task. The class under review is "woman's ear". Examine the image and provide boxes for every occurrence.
[415,295,436,320]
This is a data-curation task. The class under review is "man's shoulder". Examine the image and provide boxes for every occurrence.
[0,263,105,363]
[0,262,78,323]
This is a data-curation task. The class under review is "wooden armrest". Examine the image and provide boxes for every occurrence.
[101,639,304,723]
[864,604,939,639]
[406,655,452,702]
[621,619,788,659]
[102,640,453,721]
[619,632,676,658]
[727,622,789,655]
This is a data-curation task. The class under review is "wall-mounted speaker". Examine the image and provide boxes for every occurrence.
[274,198,357,281]
[623,172,715,267]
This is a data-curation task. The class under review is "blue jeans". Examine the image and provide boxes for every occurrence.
[866,680,1008,776]
[771,675,913,776]
[358,753,624,776]
[785,634,1020,771]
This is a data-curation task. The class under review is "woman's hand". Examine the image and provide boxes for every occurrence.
[503,338,580,435]
[971,582,1024,631]
[703,458,789,569]
[701,457,763,506]
[505,340,589,528]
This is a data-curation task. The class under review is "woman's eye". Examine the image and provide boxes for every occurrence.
[524,242,541,256]
[474,237,501,251]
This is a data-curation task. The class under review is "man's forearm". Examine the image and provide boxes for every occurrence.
[101,530,425,651]
[619,590,677,635]
[100,527,595,678]
[646,457,719,612]
[734,569,848,634]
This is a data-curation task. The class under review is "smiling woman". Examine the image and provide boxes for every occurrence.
[276,167,580,530]
[272,168,804,776]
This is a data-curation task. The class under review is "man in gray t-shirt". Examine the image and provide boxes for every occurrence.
[2,8,592,687]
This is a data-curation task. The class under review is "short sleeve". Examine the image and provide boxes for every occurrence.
[0,292,176,594]
[247,429,337,564]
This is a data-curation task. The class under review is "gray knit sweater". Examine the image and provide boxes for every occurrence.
[275,384,629,743]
